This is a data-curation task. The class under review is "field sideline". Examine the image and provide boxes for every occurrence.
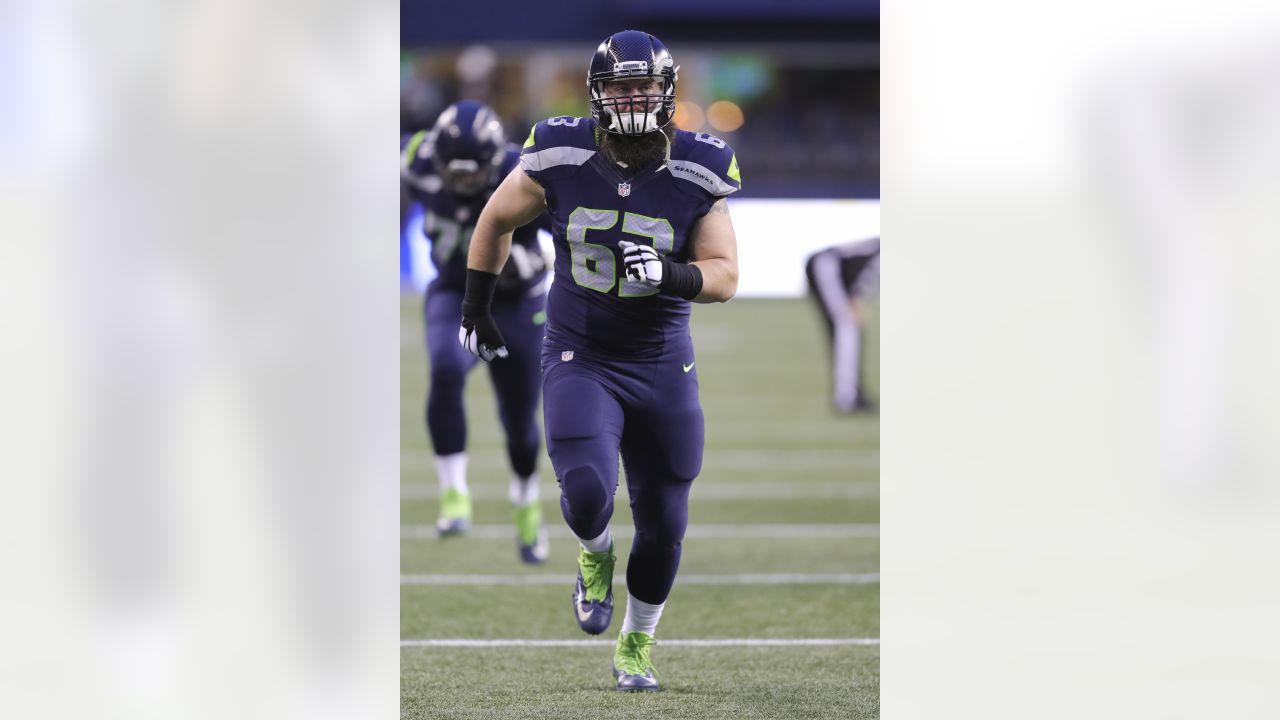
[401,295,879,719]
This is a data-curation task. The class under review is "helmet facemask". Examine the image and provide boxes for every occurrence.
[429,101,506,197]
[589,58,677,137]
[439,158,492,196]
[590,80,673,136]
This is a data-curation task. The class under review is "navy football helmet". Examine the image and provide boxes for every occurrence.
[429,100,506,196]
[587,30,678,136]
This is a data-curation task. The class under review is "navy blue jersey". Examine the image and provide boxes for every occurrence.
[401,131,551,298]
[519,117,740,358]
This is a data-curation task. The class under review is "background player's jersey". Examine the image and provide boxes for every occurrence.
[520,117,740,358]
[401,132,551,298]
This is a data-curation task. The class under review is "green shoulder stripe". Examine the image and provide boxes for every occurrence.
[726,153,741,184]
[523,125,537,149]
[403,130,428,168]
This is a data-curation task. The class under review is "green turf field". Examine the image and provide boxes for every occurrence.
[402,295,879,719]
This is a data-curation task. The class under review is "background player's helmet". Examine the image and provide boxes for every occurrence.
[587,30,678,136]
[429,100,506,196]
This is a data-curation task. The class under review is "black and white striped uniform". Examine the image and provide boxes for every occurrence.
[805,237,880,412]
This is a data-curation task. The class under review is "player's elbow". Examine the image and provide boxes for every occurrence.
[476,206,518,237]
[704,265,737,303]
[722,266,739,301]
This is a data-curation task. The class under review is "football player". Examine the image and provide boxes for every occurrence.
[805,237,880,413]
[401,100,552,564]
[458,31,741,691]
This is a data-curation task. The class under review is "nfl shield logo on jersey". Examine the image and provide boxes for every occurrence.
[561,350,574,362]
[617,182,631,197]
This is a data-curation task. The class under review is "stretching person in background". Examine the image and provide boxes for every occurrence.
[805,237,879,413]
[401,100,552,563]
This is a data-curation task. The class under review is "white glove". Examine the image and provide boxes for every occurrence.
[618,240,664,287]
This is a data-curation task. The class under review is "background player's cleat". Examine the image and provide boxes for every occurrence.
[513,504,549,564]
[612,631,660,692]
[572,543,615,634]
[435,488,472,537]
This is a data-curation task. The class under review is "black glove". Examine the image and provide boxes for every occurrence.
[458,269,509,362]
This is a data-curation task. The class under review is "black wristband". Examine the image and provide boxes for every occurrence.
[462,268,500,315]
[660,258,703,300]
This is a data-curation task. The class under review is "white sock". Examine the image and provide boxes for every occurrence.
[578,527,612,553]
[621,593,665,636]
[435,452,468,494]
[508,473,539,506]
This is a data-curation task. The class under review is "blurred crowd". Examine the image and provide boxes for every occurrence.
[401,44,879,198]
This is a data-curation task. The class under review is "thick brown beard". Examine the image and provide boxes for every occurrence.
[599,125,675,171]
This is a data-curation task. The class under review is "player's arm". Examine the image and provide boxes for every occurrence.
[458,167,546,362]
[618,199,738,303]
[686,198,739,303]
[620,197,738,303]
[467,167,547,273]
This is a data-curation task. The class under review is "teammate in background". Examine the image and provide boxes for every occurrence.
[401,100,552,564]
[458,31,740,692]
[804,237,880,413]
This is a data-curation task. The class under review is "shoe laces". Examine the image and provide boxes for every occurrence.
[513,505,541,544]
[579,546,615,602]
[616,632,655,676]
[440,489,470,519]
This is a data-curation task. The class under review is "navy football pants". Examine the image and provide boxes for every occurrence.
[423,285,545,477]
[541,340,704,605]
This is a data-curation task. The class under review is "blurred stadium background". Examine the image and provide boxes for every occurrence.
[400,0,881,294]
[400,2,881,717]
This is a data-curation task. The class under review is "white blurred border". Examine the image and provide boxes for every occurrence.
[885,1,1280,717]
[1,1,400,717]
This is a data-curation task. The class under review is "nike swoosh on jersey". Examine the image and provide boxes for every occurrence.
[682,362,695,373]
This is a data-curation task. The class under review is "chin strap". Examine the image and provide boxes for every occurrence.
[657,128,672,171]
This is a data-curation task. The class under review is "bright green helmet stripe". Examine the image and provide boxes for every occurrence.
[403,129,428,168]
[726,153,741,184]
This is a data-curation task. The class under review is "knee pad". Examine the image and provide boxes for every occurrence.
[632,525,685,554]
[561,465,611,517]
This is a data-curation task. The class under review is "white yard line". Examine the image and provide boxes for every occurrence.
[401,523,879,540]
[401,572,879,586]
[401,448,878,471]
[401,638,879,648]
[400,482,879,501]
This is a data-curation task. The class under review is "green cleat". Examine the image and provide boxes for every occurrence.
[572,543,615,634]
[512,503,549,564]
[435,488,472,537]
[612,630,659,692]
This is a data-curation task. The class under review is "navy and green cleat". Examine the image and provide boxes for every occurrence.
[512,503,549,564]
[435,488,472,537]
[571,543,615,635]
[612,631,659,692]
